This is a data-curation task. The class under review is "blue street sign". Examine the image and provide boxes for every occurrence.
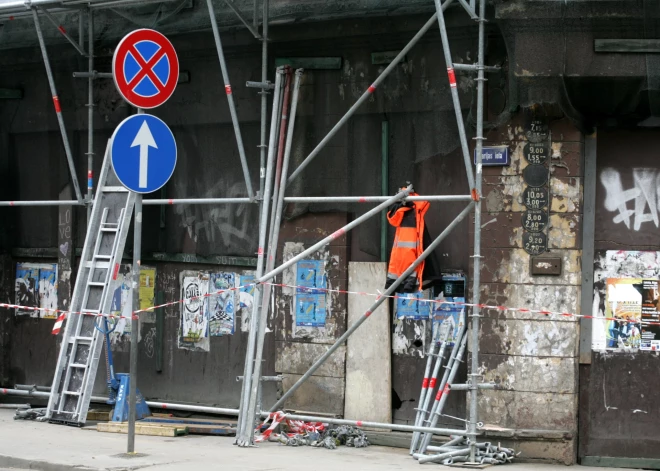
[111,114,177,194]
[473,145,510,166]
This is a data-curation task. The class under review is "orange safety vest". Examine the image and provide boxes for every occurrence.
[386,193,430,292]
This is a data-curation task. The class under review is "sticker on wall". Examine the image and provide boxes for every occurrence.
[431,273,466,347]
[15,263,58,318]
[239,273,256,332]
[139,267,157,323]
[604,278,642,349]
[295,260,327,328]
[179,272,210,352]
[209,272,236,336]
[109,264,133,342]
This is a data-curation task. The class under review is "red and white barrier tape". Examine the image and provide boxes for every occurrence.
[254,411,326,443]
[2,280,658,334]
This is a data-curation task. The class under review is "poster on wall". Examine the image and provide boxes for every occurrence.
[395,291,432,320]
[239,273,256,332]
[15,263,58,318]
[294,260,327,328]
[139,267,157,323]
[604,278,642,349]
[432,273,466,346]
[109,264,133,342]
[641,279,660,351]
[209,272,236,336]
[179,272,210,352]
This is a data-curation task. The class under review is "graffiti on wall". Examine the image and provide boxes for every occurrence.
[179,272,210,352]
[15,263,58,318]
[600,168,660,231]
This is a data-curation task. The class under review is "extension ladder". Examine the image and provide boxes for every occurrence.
[45,141,136,426]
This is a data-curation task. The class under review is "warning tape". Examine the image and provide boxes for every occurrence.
[2,280,659,329]
[254,411,326,443]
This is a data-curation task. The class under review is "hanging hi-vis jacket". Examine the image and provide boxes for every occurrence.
[385,194,430,293]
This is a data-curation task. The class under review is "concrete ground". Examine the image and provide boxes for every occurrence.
[0,410,626,471]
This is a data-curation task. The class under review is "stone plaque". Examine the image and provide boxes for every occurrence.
[522,186,548,209]
[522,231,547,256]
[523,164,548,187]
[521,209,548,233]
[524,142,548,165]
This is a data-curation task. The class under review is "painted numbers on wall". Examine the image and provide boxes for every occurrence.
[15,263,58,318]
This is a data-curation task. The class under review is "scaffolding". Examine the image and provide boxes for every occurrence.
[0,0,498,463]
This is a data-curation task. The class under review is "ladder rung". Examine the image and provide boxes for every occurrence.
[69,363,88,368]
[87,282,105,287]
[100,227,119,233]
[63,391,81,396]
[72,336,94,341]
[94,255,112,260]
[102,186,129,192]
[85,261,110,269]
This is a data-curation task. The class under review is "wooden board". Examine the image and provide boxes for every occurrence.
[96,422,188,437]
[86,410,111,421]
[140,417,236,436]
[344,262,391,423]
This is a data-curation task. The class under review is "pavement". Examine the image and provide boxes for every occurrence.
[0,410,628,471]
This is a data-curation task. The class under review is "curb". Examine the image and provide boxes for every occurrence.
[0,454,99,471]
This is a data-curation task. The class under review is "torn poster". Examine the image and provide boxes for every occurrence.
[605,278,642,349]
[641,279,660,351]
[209,272,236,336]
[295,260,326,328]
[395,291,431,320]
[179,272,210,351]
[15,263,58,318]
[432,273,466,346]
[139,266,157,323]
[109,264,133,343]
[239,273,256,332]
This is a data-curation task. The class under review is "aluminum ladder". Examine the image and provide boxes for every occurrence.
[45,141,135,426]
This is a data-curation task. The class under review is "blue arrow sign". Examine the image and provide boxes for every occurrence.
[111,114,177,194]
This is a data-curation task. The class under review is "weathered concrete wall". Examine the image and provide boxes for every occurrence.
[472,112,582,464]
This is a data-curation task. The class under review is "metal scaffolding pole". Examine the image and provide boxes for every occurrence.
[40,7,87,56]
[235,68,283,445]
[222,0,261,39]
[284,195,472,203]
[258,186,413,285]
[31,7,84,203]
[86,8,94,223]
[0,200,84,207]
[285,0,455,185]
[269,202,474,412]
[433,0,475,189]
[142,197,253,205]
[243,69,302,445]
[258,0,269,200]
[469,0,487,462]
[206,0,254,200]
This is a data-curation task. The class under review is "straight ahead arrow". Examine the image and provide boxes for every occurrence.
[131,120,158,188]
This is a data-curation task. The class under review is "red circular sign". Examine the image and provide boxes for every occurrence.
[112,29,179,109]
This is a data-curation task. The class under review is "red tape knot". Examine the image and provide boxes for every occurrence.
[471,188,480,201]
[9,201,14,206]
[58,25,66,34]
[367,84,376,94]
[359,197,366,203]
[497,306,507,311]
[422,378,429,388]
[429,378,437,389]
[168,199,174,205]
[225,85,232,95]
[365,310,372,317]
[356,421,363,427]
[257,247,264,255]
[447,67,457,88]
[52,96,62,113]
[540,310,551,316]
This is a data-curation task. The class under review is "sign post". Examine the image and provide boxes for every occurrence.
[111,28,179,454]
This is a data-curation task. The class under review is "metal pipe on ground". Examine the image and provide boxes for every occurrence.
[269,203,474,412]
[31,8,84,203]
[416,447,472,464]
[410,331,441,455]
[257,186,413,286]
[410,329,450,454]
[432,0,474,189]
[244,69,303,445]
[206,0,254,200]
[285,0,455,185]
[235,68,284,445]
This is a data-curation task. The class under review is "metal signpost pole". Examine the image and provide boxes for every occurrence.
[87,8,94,224]
[127,107,144,454]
